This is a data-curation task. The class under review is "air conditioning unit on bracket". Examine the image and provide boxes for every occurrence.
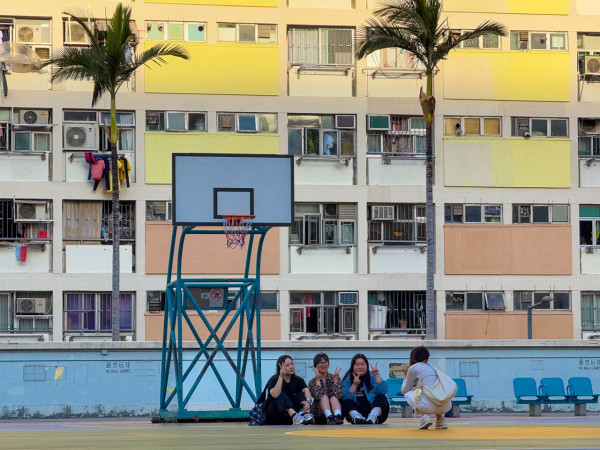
[15,201,47,221]
[65,22,88,44]
[338,292,358,306]
[371,205,395,220]
[335,115,356,129]
[64,124,98,150]
[585,56,600,76]
[18,109,49,125]
[16,298,49,315]
[581,119,600,135]
[16,24,43,43]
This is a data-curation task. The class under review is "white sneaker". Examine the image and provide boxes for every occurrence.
[418,414,433,429]
[435,417,447,429]
[293,413,304,425]
[302,413,315,425]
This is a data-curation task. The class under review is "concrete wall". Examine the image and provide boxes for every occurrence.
[368,246,426,274]
[367,158,426,186]
[65,245,133,274]
[0,341,598,417]
[444,0,569,14]
[294,159,354,185]
[289,246,356,274]
[0,154,49,182]
[0,245,51,273]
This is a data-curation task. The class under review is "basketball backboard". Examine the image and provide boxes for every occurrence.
[172,153,294,226]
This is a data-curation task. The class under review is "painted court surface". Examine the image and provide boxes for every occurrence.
[1,414,599,449]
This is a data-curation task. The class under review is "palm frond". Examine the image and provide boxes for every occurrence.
[132,42,190,68]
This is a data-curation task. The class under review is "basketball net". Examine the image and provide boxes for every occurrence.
[222,215,255,249]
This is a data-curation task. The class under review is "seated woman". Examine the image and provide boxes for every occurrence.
[308,352,343,425]
[265,354,315,425]
[401,346,452,430]
[341,353,389,424]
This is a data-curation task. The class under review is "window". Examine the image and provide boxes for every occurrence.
[446,292,505,311]
[290,292,357,335]
[511,117,568,138]
[146,201,172,221]
[8,109,52,152]
[367,115,425,155]
[217,113,277,133]
[0,199,52,242]
[288,115,355,156]
[579,205,600,246]
[513,291,570,311]
[368,291,425,333]
[288,27,354,66]
[99,112,135,151]
[366,48,424,70]
[217,23,276,43]
[444,117,501,136]
[0,291,52,333]
[450,30,500,49]
[63,110,134,152]
[0,109,9,150]
[290,203,356,246]
[578,119,600,157]
[445,204,502,223]
[368,204,426,245]
[146,21,206,42]
[146,111,206,132]
[64,292,134,332]
[12,18,52,59]
[147,290,278,312]
[510,31,567,51]
[63,200,135,244]
[581,293,600,330]
[512,204,569,224]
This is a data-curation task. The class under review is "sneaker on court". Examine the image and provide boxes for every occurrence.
[418,414,433,429]
[365,412,378,425]
[326,415,337,425]
[435,417,448,429]
[334,414,344,425]
[350,412,366,425]
[302,413,315,425]
[292,413,304,425]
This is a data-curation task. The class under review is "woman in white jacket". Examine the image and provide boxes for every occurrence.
[401,346,452,430]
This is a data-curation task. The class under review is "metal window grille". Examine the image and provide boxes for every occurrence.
[101,200,135,241]
[368,204,426,244]
[0,200,18,240]
[368,291,425,333]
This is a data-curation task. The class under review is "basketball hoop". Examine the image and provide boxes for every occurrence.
[222,215,255,249]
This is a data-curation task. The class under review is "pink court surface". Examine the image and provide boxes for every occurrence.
[1,413,599,449]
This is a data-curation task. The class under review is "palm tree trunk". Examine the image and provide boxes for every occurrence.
[424,74,436,340]
[110,95,121,342]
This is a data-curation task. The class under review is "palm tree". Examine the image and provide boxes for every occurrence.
[357,0,505,339]
[44,4,189,341]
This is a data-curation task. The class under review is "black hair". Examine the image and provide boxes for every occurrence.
[409,346,430,365]
[276,354,294,374]
[343,353,372,391]
[313,352,329,368]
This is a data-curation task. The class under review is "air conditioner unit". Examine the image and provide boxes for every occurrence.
[16,24,43,43]
[18,109,49,125]
[338,292,358,306]
[368,115,391,131]
[64,124,98,150]
[324,204,338,218]
[585,56,600,76]
[15,202,47,221]
[65,22,88,44]
[16,298,49,315]
[581,119,600,135]
[335,115,356,129]
[371,205,395,220]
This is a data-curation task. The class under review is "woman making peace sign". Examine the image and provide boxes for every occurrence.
[308,353,344,425]
[341,353,389,424]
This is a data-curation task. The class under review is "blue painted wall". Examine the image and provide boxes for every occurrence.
[0,343,598,417]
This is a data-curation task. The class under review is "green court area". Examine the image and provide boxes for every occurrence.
[1,414,599,449]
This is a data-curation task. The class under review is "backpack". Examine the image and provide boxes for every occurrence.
[248,388,268,426]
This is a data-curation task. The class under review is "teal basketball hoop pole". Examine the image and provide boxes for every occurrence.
[158,224,270,421]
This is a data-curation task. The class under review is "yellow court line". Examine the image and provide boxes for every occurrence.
[287,426,600,440]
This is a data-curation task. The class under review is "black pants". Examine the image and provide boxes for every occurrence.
[342,393,389,424]
[265,391,306,425]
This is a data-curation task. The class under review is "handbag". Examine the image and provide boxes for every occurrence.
[248,388,268,426]
[419,366,458,406]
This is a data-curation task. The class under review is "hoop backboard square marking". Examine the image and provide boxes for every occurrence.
[214,188,254,218]
[172,153,294,226]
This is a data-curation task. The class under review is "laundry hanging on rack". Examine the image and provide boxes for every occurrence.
[86,153,131,192]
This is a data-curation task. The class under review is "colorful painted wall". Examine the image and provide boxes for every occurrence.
[443,0,568,15]
[144,0,278,7]
[444,224,572,275]
[443,138,570,188]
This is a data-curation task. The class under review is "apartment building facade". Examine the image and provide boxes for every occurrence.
[1,0,599,343]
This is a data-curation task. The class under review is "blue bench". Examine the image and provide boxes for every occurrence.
[513,377,598,416]
[450,378,473,417]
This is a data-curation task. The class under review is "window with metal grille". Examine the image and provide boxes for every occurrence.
[289,292,357,335]
[0,291,52,333]
[62,200,135,243]
[367,115,425,155]
[288,27,354,66]
[368,204,426,245]
[290,203,356,246]
[581,293,600,330]
[368,291,425,333]
[64,292,134,332]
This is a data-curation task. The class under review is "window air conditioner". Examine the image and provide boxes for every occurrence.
[324,204,338,218]
[65,22,88,44]
[16,298,49,314]
[338,292,358,306]
[16,24,43,43]
[335,115,356,129]
[585,56,600,76]
[15,201,47,221]
[371,205,395,220]
[581,119,600,135]
[368,115,391,131]
[18,109,49,125]
[63,124,98,150]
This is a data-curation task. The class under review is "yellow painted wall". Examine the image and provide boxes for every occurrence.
[443,51,570,102]
[444,138,570,188]
[144,43,279,96]
[444,0,567,14]
[145,133,280,184]
[144,0,278,6]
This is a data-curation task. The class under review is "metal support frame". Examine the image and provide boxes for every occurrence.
[158,225,270,421]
